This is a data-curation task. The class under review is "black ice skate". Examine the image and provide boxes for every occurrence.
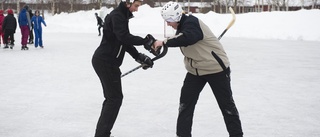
[21,45,29,50]
[3,45,9,49]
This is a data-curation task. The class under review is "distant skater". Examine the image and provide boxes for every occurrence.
[31,10,46,48]
[18,5,31,50]
[95,13,103,36]
[2,9,17,49]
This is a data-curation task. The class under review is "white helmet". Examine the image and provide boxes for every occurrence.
[161,1,183,22]
[122,0,143,3]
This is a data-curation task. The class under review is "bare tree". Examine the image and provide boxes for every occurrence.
[51,0,56,15]
[17,0,20,14]
[224,0,232,13]
[301,0,305,9]
[233,0,238,13]
[311,0,318,9]
[69,0,74,12]
[1,0,8,10]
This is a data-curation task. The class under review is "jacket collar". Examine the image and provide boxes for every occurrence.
[118,2,134,19]
[177,14,187,30]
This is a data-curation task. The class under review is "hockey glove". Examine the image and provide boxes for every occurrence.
[135,53,154,70]
[144,34,161,56]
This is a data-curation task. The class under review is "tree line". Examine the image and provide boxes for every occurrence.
[1,0,319,15]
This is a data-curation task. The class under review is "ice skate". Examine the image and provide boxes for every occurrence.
[3,45,9,49]
[21,45,29,50]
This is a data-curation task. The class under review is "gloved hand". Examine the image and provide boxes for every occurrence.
[143,34,161,56]
[144,34,155,51]
[135,53,154,70]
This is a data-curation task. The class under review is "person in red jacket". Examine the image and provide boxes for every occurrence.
[0,10,5,47]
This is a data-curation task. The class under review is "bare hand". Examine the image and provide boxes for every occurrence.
[153,40,163,50]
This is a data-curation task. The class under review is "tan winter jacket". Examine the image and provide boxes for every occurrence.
[164,14,230,76]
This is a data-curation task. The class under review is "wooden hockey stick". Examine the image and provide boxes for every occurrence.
[218,7,236,40]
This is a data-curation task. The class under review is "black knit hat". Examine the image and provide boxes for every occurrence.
[24,5,29,10]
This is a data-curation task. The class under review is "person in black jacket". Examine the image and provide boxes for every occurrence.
[2,9,17,49]
[95,13,103,36]
[91,0,155,136]
[28,9,34,44]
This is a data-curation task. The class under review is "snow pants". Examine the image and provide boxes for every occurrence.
[92,57,123,137]
[20,25,29,46]
[34,28,43,47]
[177,68,243,137]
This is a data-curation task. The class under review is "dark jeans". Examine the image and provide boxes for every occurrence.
[29,29,33,42]
[92,57,123,137]
[177,68,243,137]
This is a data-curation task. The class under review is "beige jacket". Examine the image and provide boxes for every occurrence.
[164,16,230,76]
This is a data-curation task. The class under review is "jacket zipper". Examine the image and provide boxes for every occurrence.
[189,58,199,76]
[116,45,123,58]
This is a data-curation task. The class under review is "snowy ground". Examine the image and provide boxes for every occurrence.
[1,5,320,137]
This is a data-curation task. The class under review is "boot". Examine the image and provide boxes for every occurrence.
[21,45,29,50]
[3,44,9,49]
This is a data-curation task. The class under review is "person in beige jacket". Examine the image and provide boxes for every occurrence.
[153,2,243,137]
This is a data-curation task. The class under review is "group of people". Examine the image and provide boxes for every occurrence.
[92,0,243,137]
[0,5,46,50]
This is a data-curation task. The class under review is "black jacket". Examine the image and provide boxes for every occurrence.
[96,16,103,26]
[2,14,17,33]
[93,2,146,67]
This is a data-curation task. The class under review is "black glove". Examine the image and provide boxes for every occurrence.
[144,34,155,51]
[143,34,161,56]
[135,53,154,70]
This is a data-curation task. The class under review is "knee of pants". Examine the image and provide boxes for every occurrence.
[222,105,239,116]
[104,97,123,107]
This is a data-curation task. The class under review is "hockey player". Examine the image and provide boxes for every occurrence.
[91,0,155,137]
[153,2,244,137]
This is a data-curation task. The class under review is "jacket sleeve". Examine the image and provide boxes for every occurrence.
[41,17,46,26]
[14,18,17,31]
[26,12,31,28]
[125,44,140,59]
[111,14,145,46]
[2,18,6,31]
[164,18,203,47]
[18,14,21,25]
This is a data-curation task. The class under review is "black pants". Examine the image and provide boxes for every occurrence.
[29,29,33,42]
[177,68,243,137]
[92,57,123,137]
[98,25,102,35]
[4,29,14,45]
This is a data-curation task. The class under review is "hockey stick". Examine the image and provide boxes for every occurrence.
[121,45,168,78]
[218,7,236,40]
